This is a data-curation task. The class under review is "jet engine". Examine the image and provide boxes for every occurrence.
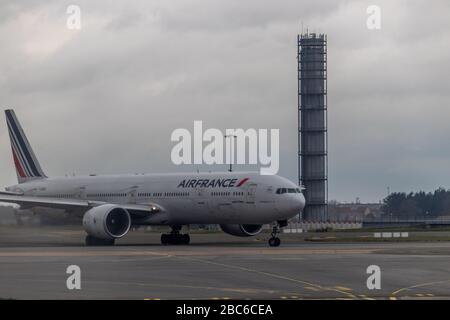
[82,204,131,240]
[220,224,263,237]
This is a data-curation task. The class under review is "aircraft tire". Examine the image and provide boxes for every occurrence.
[161,234,169,245]
[182,234,190,245]
[268,237,281,247]
[161,234,190,245]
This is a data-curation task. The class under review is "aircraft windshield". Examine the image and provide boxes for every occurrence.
[275,188,302,194]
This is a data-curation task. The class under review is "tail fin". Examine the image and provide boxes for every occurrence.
[4,109,46,183]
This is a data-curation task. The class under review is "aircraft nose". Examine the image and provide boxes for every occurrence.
[296,193,306,212]
[287,193,305,214]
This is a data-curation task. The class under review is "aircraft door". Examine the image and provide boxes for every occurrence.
[78,186,86,199]
[128,186,138,204]
[245,183,257,204]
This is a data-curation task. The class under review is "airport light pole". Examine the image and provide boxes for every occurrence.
[224,135,237,172]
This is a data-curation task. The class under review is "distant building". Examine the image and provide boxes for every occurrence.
[327,203,383,222]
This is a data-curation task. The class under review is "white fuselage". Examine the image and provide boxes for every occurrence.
[6,172,305,225]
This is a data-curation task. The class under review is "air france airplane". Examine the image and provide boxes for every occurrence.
[0,110,305,247]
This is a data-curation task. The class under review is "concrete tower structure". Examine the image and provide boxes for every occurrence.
[297,33,328,221]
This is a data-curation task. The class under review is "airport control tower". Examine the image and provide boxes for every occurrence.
[297,33,328,221]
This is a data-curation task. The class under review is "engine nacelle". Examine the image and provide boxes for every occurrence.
[82,204,131,240]
[220,224,263,237]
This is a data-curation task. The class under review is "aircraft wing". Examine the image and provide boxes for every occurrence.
[0,195,162,218]
[0,190,24,196]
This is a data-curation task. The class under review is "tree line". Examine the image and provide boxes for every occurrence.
[382,188,450,219]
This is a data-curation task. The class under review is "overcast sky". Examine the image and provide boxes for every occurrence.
[0,0,449,202]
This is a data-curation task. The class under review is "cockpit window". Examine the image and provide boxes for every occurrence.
[276,187,302,194]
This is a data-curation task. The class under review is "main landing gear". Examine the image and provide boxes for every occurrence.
[161,225,190,245]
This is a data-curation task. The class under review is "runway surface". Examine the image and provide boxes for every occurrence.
[0,226,449,299]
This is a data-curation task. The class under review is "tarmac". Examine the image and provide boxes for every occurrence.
[0,225,449,300]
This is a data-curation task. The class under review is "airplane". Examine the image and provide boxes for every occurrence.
[0,109,305,247]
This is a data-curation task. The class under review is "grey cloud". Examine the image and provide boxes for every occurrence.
[0,0,449,203]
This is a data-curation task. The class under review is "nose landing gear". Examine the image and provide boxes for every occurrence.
[161,225,190,245]
[268,224,281,247]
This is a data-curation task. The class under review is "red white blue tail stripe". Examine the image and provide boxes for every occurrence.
[5,109,46,183]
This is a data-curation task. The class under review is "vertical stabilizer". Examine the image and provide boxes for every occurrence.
[4,109,46,183]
